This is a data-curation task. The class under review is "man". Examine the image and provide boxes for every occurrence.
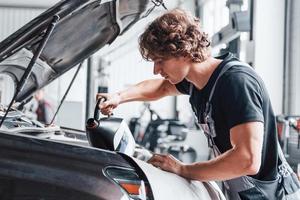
[97,9,300,199]
[34,89,53,124]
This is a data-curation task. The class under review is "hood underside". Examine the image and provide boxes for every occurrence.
[0,0,150,102]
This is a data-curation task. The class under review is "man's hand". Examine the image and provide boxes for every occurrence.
[96,93,121,116]
[147,154,184,175]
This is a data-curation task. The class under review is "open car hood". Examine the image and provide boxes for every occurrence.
[0,0,150,102]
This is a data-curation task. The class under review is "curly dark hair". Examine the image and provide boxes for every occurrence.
[139,9,210,63]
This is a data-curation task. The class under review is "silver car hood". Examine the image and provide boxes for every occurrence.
[0,0,150,102]
[130,156,226,200]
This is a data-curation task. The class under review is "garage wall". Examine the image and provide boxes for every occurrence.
[286,0,300,115]
[0,7,43,41]
[252,0,285,114]
[0,0,58,8]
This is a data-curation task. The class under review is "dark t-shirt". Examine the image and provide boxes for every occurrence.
[175,52,278,181]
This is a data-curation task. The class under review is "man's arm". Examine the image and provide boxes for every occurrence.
[148,121,263,181]
[97,79,181,115]
[118,78,181,103]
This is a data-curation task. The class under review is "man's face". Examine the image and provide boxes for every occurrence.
[153,57,190,84]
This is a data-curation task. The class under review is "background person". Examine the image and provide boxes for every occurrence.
[34,89,54,125]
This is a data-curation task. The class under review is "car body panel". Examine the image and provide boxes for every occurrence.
[0,130,133,199]
[130,157,226,200]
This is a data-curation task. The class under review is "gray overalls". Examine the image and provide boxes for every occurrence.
[189,61,300,200]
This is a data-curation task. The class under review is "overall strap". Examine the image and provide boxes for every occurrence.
[277,141,294,176]
[278,141,288,163]
[205,60,251,114]
[202,60,251,157]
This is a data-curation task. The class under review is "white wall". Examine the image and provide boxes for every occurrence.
[0,0,58,8]
[0,7,43,40]
[46,63,87,129]
[253,0,285,114]
[288,0,300,115]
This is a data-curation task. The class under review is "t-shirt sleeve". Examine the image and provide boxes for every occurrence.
[175,79,190,95]
[218,72,264,129]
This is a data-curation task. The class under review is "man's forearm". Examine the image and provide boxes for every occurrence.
[180,148,260,182]
[118,79,177,103]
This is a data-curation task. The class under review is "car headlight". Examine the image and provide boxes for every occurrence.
[103,166,153,200]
